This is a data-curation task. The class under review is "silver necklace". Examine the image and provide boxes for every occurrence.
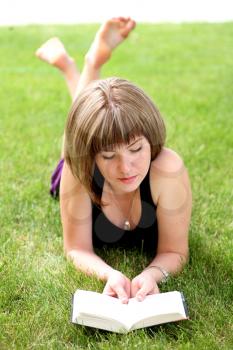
[109,189,137,231]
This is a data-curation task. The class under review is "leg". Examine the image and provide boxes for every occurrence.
[35,17,136,102]
[44,17,136,198]
[62,17,136,157]
[35,37,80,101]
[74,17,136,99]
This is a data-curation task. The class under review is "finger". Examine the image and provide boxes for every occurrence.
[136,284,150,302]
[125,280,131,299]
[106,291,117,297]
[152,284,160,294]
[115,285,129,303]
[148,288,160,295]
[102,285,116,297]
[130,280,140,298]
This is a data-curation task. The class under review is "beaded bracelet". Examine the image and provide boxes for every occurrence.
[143,265,170,283]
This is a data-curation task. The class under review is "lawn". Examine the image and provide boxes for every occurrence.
[0,22,233,349]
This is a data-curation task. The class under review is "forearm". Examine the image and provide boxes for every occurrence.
[66,249,115,282]
[143,252,188,284]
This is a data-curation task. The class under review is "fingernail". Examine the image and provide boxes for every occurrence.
[121,297,128,303]
[137,295,143,301]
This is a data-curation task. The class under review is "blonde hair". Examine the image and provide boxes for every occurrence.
[64,77,166,207]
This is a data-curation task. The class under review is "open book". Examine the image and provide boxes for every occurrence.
[71,289,188,333]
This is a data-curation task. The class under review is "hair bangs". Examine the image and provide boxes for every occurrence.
[64,77,166,207]
[90,106,144,154]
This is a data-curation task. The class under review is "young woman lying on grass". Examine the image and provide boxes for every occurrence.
[36,17,192,304]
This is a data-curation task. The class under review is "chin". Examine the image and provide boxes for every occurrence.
[117,176,143,193]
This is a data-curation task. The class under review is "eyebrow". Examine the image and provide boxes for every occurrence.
[127,137,143,148]
[102,137,143,153]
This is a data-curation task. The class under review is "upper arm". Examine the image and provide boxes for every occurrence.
[150,148,192,259]
[60,161,93,253]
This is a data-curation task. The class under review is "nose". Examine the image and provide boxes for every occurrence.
[117,155,132,176]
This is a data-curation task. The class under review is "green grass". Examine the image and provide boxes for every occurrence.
[1,22,233,349]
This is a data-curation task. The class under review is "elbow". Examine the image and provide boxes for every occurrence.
[63,239,80,258]
[63,241,71,258]
[63,243,80,260]
[173,251,189,275]
[179,249,189,268]
[64,247,76,261]
[63,245,93,261]
[64,248,83,267]
[64,247,82,260]
[170,250,189,272]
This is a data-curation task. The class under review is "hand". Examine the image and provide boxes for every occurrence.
[102,270,131,303]
[131,270,160,301]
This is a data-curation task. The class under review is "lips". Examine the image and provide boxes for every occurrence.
[118,175,137,184]
[119,176,136,180]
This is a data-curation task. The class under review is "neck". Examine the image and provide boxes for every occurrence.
[105,183,138,201]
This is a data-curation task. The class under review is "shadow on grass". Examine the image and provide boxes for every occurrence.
[67,233,233,347]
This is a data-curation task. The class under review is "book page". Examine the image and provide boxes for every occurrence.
[72,290,129,326]
[126,291,187,329]
[76,314,128,333]
[72,290,187,332]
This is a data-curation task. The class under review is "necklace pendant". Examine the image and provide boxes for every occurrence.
[124,220,131,231]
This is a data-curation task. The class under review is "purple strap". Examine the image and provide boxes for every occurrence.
[50,159,64,198]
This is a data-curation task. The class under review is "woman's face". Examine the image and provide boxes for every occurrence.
[95,135,151,194]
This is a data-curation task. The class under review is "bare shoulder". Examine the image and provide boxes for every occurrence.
[60,161,89,196]
[150,147,184,176]
[149,148,188,205]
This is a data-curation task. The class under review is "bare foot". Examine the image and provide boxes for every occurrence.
[85,17,136,68]
[35,37,75,73]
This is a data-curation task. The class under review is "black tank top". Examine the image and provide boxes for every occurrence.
[92,165,158,255]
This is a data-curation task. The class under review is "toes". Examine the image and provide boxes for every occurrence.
[35,47,44,58]
[121,19,136,37]
[128,19,136,30]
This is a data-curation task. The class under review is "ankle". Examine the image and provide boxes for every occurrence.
[62,57,77,76]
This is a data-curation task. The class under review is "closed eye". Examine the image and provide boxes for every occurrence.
[130,146,142,153]
[102,146,142,160]
[102,155,115,160]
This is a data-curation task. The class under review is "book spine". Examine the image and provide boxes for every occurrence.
[70,294,75,324]
[181,292,189,318]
